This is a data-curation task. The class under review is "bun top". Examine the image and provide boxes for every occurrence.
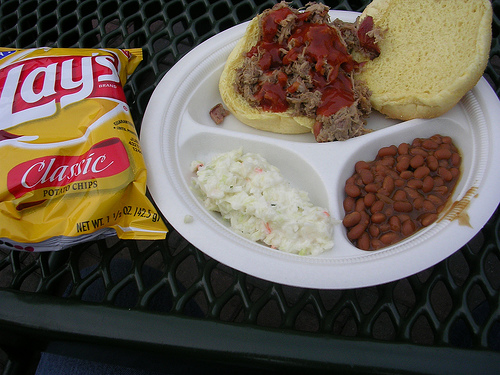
[356,0,492,120]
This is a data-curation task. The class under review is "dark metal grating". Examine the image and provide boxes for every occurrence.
[1,0,500,370]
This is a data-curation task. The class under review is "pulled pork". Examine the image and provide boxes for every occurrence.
[314,78,372,142]
[235,2,382,142]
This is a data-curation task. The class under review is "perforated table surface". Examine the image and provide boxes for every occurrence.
[1,1,500,374]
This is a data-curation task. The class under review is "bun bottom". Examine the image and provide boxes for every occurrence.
[219,17,314,135]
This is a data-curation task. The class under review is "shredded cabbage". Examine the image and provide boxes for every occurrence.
[191,148,334,255]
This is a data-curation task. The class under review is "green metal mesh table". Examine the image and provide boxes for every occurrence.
[1,0,500,374]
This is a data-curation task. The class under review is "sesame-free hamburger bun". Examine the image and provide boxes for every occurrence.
[355,0,492,120]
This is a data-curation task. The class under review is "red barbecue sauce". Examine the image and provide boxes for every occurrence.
[357,16,380,56]
[246,8,356,115]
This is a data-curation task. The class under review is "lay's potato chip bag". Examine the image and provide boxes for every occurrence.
[0,47,167,251]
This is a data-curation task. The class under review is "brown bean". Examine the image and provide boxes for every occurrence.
[410,154,425,168]
[450,167,460,179]
[386,169,400,180]
[375,162,388,172]
[343,211,361,227]
[433,176,444,187]
[413,197,424,210]
[401,219,416,236]
[393,189,407,201]
[343,197,355,212]
[410,147,428,157]
[438,159,449,168]
[389,216,401,232]
[414,166,430,179]
[442,136,452,144]
[380,232,399,245]
[407,179,424,190]
[360,211,370,226]
[377,193,394,205]
[394,201,412,212]
[359,169,374,184]
[395,179,405,187]
[398,214,411,223]
[400,170,413,180]
[422,139,439,149]
[377,188,391,197]
[430,134,443,144]
[379,222,391,233]
[371,239,384,250]
[382,176,395,194]
[438,167,453,182]
[378,145,398,158]
[347,223,367,240]
[420,213,438,227]
[404,187,422,200]
[345,183,361,197]
[371,212,386,224]
[374,174,385,185]
[396,156,410,172]
[369,224,380,237]
[451,152,461,166]
[412,138,423,147]
[398,142,410,155]
[355,198,365,212]
[374,177,386,187]
[434,148,452,160]
[364,193,376,207]
[422,176,434,193]
[422,200,435,212]
[384,206,394,217]
[435,185,449,195]
[355,160,370,173]
[365,183,379,193]
[425,155,438,171]
[357,232,370,250]
[370,200,385,214]
[427,194,443,206]
[380,157,395,167]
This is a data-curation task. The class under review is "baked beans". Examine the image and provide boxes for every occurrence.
[343,134,461,251]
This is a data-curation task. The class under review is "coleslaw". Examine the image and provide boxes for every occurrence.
[191,148,334,255]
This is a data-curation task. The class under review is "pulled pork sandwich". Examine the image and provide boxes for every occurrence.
[219,2,380,142]
[219,0,492,139]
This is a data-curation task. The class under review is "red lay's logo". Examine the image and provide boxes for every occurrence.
[7,137,130,199]
[0,52,126,131]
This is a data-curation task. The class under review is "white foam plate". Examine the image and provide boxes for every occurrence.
[141,11,500,289]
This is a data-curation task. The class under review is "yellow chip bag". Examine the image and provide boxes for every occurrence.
[0,47,167,251]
